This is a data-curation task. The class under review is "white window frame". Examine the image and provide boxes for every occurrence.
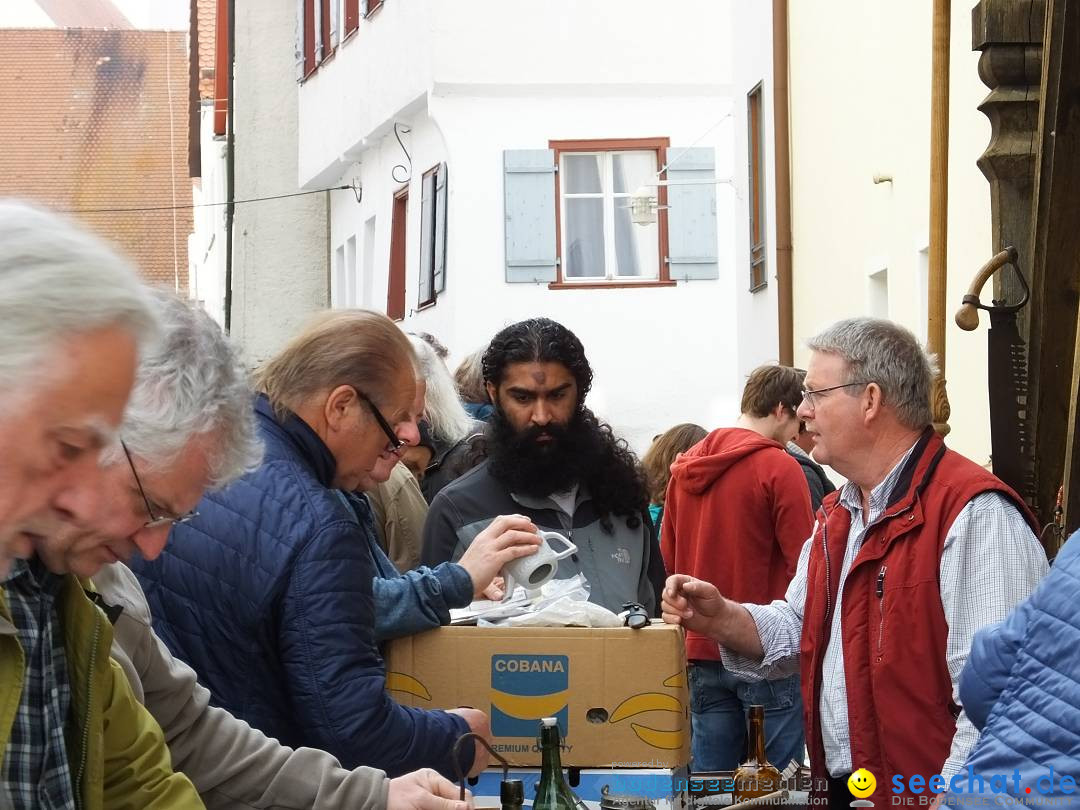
[558,149,661,283]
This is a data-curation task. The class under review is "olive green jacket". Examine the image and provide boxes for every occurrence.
[0,572,204,810]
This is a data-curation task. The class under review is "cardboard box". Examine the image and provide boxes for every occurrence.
[466,766,690,810]
[385,624,690,768]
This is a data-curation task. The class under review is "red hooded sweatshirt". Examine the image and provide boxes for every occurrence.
[660,427,813,661]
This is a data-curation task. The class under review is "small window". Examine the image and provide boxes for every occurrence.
[418,163,447,308]
[388,189,408,321]
[748,82,767,292]
[550,138,670,286]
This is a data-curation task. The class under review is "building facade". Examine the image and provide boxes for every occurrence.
[292,0,779,451]
[787,0,996,465]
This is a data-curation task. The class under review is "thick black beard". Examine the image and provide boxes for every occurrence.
[486,406,596,498]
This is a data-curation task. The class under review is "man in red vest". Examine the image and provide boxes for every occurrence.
[661,318,1047,806]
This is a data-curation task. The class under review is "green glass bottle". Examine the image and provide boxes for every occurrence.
[533,718,577,810]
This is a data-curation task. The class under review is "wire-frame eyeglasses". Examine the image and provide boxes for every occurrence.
[120,440,200,530]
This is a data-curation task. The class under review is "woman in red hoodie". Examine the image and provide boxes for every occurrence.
[661,365,813,772]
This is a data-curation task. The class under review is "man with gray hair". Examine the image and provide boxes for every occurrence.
[20,289,475,810]
[0,202,202,809]
[662,317,1048,806]
[0,200,157,573]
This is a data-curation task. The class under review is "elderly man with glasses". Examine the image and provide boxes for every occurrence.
[0,204,208,809]
[22,290,479,810]
[134,309,540,783]
[662,318,1048,807]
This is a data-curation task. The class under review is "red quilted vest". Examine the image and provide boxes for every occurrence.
[799,430,1037,800]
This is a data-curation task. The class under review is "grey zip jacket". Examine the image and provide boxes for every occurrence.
[93,562,390,810]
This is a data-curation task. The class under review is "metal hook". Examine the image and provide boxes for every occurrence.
[453,732,510,801]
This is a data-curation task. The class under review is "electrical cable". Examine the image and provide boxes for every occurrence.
[58,185,353,215]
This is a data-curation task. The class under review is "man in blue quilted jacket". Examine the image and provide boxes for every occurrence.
[945,533,1075,807]
[135,311,538,780]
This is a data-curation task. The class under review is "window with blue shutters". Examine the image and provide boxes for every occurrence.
[503,139,719,286]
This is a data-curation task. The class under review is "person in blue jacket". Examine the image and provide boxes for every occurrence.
[945,531,1077,807]
[351,367,542,642]
[134,311,534,780]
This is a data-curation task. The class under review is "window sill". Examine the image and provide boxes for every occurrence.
[416,300,436,312]
[548,280,677,290]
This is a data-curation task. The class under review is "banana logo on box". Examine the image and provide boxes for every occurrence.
[607,670,688,750]
[490,654,569,737]
[386,672,432,701]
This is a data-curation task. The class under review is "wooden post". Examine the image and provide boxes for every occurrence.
[972,0,1045,337]
[971,0,1045,510]
[928,0,952,436]
[1030,0,1080,543]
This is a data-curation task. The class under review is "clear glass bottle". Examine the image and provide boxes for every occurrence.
[533,718,577,810]
[732,705,782,802]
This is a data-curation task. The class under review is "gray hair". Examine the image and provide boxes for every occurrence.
[408,334,475,444]
[114,289,263,490]
[0,200,157,407]
[806,317,936,430]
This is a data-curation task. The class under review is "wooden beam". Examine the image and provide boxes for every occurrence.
[1032,0,1080,546]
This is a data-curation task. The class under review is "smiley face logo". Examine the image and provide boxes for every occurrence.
[848,768,877,799]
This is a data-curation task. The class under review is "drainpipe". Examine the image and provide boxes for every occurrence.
[772,0,794,365]
[928,0,952,435]
[223,0,236,332]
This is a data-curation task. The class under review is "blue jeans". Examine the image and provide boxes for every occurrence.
[688,660,805,772]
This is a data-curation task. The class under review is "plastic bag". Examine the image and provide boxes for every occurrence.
[493,596,622,628]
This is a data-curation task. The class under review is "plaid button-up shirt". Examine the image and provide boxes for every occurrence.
[1,557,77,810]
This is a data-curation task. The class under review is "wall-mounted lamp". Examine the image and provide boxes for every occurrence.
[627,177,732,226]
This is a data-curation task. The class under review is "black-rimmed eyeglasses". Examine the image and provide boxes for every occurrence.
[120,440,200,530]
[800,381,873,408]
[353,389,407,452]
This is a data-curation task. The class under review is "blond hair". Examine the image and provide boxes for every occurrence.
[257,310,415,419]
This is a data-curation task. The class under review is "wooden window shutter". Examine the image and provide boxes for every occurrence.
[666,146,719,280]
[418,170,435,306]
[433,163,447,293]
[503,149,557,283]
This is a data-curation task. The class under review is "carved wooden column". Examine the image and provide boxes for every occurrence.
[971,0,1044,511]
[972,0,1044,334]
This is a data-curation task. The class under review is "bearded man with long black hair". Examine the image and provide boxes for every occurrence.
[420,318,666,614]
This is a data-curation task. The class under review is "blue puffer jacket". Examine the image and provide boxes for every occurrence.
[133,395,471,778]
[954,530,1080,805]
